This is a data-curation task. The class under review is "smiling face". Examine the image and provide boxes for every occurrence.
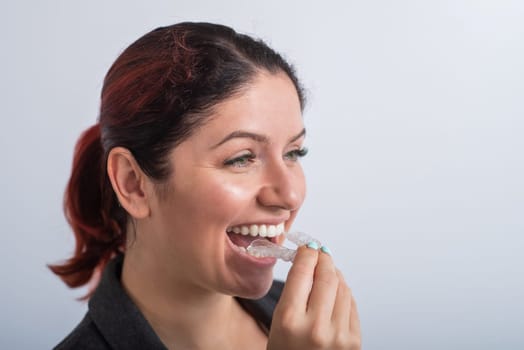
[138,71,306,298]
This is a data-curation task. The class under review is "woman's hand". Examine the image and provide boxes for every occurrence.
[267,245,361,350]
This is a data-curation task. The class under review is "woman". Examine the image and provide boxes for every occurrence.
[51,22,361,349]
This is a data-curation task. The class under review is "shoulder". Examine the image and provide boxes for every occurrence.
[54,256,167,349]
[53,313,111,350]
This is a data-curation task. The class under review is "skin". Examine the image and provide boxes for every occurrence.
[107,71,361,349]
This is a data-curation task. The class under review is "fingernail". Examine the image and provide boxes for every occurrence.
[306,241,319,250]
[320,246,332,255]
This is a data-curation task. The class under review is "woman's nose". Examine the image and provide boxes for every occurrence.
[257,161,305,211]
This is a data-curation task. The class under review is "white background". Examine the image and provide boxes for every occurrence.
[1,1,523,349]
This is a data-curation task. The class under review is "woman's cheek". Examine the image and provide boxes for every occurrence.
[194,177,257,222]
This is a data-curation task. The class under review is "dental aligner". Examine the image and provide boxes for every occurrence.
[246,231,322,262]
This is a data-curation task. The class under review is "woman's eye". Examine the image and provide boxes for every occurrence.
[284,147,308,161]
[223,153,256,167]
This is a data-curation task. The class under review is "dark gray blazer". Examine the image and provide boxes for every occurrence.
[54,255,284,349]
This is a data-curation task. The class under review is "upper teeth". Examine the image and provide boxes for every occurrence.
[227,223,285,238]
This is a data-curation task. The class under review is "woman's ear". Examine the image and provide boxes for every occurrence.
[106,147,151,219]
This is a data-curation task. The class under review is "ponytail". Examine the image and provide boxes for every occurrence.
[49,124,126,297]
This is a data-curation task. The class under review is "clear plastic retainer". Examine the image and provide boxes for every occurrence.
[246,231,322,262]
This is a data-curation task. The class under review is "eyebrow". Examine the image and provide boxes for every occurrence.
[211,128,306,149]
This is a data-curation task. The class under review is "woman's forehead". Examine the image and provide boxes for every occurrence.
[192,73,304,141]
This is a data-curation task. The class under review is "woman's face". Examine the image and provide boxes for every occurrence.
[145,72,306,298]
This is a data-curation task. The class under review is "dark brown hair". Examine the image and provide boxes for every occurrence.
[49,22,305,295]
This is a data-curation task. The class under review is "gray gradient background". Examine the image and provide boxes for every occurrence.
[1,0,523,349]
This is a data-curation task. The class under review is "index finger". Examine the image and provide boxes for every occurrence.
[278,245,319,313]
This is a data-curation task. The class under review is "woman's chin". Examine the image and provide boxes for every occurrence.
[232,272,275,299]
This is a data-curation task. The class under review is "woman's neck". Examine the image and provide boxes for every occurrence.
[121,250,267,350]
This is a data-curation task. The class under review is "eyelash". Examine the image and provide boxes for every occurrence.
[223,147,308,168]
[284,147,308,161]
[223,152,256,167]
